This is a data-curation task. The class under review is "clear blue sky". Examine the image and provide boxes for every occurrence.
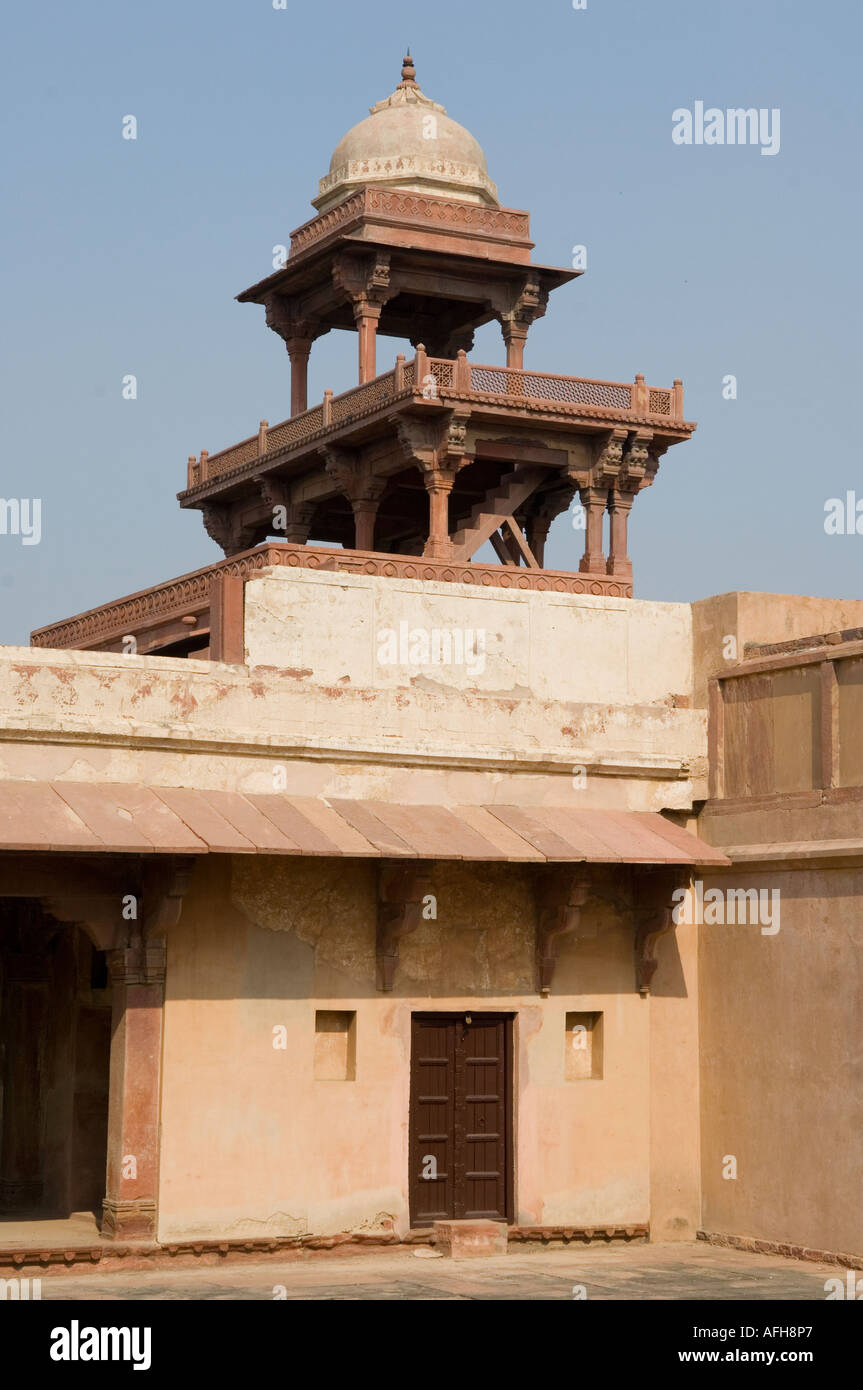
[1,0,861,643]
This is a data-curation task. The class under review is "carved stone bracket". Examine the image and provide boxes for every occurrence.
[322,446,387,549]
[376,862,434,992]
[492,272,550,368]
[619,429,653,491]
[333,251,398,382]
[262,298,325,417]
[535,866,593,995]
[40,857,195,963]
[256,477,317,544]
[633,867,688,996]
[390,412,474,557]
[392,414,446,471]
[202,501,265,558]
[141,859,195,940]
[332,250,395,309]
[263,296,321,347]
[440,409,471,466]
[590,427,628,489]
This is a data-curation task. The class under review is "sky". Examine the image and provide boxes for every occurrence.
[1,0,861,644]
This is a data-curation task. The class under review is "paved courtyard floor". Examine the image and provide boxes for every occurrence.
[29,1241,841,1301]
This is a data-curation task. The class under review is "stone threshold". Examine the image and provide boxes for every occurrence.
[698,1229,862,1270]
[0,1223,648,1275]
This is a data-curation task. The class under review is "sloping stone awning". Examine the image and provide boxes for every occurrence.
[0,780,729,865]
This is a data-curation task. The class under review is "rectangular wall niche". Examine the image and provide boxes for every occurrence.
[565,1011,603,1081]
[314,1010,357,1081]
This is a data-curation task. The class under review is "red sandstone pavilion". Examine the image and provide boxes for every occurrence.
[1,57,860,1279]
[33,53,694,662]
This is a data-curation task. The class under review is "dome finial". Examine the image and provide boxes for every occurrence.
[401,50,417,86]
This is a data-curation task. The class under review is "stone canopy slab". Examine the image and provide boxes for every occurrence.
[0,780,729,865]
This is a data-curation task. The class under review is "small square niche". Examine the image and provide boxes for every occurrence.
[314,1010,356,1081]
[565,1011,603,1081]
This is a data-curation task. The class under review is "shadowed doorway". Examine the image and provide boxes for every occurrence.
[0,903,112,1226]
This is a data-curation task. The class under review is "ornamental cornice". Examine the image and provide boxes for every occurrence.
[289,188,529,258]
[317,156,498,204]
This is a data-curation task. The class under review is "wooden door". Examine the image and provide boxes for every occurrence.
[409,1013,512,1227]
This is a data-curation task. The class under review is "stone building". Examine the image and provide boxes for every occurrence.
[0,58,859,1271]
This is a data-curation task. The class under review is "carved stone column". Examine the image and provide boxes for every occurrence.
[495,273,549,369]
[524,516,551,567]
[323,447,385,552]
[263,298,322,417]
[607,488,635,580]
[100,862,191,1241]
[286,336,313,416]
[101,936,166,1240]
[333,251,395,386]
[352,493,383,552]
[423,468,457,559]
[578,486,608,575]
[501,323,528,370]
[354,301,382,384]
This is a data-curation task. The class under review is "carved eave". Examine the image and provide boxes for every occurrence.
[236,197,577,353]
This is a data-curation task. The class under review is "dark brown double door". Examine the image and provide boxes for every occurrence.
[409,1013,513,1227]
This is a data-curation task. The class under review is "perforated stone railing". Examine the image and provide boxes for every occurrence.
[185,351,684,489]
[470,364,633,409]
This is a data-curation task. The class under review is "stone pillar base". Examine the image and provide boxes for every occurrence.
[101,1196,158,1242]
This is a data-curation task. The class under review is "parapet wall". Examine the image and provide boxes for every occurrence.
[3,571,705,810]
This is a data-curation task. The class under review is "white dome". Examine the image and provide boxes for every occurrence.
[313,55,499,212]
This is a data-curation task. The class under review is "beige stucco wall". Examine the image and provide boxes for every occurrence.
[0,572,706,808]
[698,865,863,1258]
[243,568,694,705]
[0,574,754,1242]
[691,591,863,705]
[156,856,698,1241]
[650,911,701,1241]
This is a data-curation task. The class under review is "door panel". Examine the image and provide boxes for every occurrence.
[409,1016,455,1225]
[410,1013,512,1227]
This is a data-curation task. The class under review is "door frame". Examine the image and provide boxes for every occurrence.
[409,1010,515,1228]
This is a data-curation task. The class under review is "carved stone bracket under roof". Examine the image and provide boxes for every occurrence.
[489,271,551,368]
[376,861,434,992]
[322,445,388,550]
[202,501,268,559]
[255,476,318,545]
[535,866,593,995]
[633,866,690,996]
[32,856,195,958]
